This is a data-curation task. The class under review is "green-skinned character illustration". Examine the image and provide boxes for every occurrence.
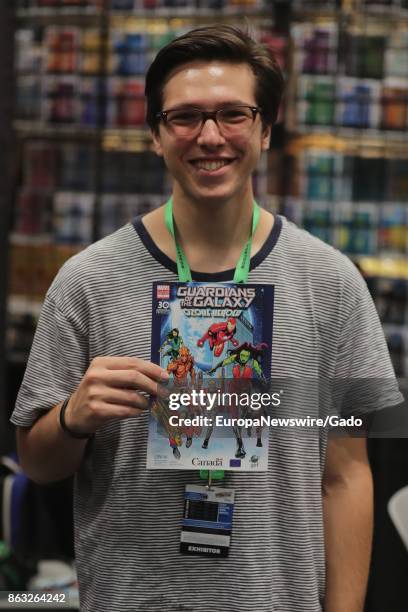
[209,341,268,383]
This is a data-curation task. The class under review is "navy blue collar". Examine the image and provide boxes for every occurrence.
[132,213,282,282]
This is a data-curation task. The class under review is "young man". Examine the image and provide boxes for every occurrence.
[12,26,402,612]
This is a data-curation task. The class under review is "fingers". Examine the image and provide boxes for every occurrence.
[101,369,166,396]
[92,356,168,381]
[71,357,170,432]
[103,388,150,410]
[88,402,147,421]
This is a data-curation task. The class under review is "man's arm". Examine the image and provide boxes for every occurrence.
[17,403,88,485]
[323,436,373,612]
[17,356,169,485]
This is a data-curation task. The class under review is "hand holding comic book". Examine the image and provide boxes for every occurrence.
[63,356,169,435]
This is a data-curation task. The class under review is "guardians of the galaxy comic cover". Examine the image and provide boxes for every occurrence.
[146,282,274,471]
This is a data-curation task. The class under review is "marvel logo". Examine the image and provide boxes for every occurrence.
[157,285,170,299]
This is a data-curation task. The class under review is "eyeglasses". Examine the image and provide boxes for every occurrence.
[156,105,262,138]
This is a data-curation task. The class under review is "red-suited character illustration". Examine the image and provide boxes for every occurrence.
[197,317,239,357]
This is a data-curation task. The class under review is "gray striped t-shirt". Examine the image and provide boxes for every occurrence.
[12,215,402,612]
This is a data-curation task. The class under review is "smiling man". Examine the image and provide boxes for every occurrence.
[11,26,402,612]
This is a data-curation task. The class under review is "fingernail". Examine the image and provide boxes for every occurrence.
[160,371,170,381]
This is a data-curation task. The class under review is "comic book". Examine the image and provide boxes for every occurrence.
[146,282,274,471]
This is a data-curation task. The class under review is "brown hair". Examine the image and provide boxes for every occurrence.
[145,25,285,133]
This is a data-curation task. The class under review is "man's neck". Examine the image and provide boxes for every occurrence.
[171,183,255,258]
[142,187,274,274]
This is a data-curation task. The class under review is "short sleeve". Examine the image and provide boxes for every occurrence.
[333,272,404,416]
[10,295,89,427]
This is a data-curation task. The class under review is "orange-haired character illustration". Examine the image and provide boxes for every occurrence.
[167,346,195,385]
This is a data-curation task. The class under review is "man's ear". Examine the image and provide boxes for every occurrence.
[261,124,271,151]
[151,128,163,157]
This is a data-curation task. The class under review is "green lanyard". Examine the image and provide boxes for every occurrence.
[164,197,260,284]
[164,197,260,482]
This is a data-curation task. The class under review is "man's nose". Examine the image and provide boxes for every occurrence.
[196,118,226,146]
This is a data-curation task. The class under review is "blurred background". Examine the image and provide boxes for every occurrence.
[0,0,407,610]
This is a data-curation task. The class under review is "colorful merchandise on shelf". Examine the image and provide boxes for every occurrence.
[23,142,58,190]
[15,76,42,121]
[350,156,386,202]
[100,193,161,236]
[78,77,100,127]
[59,144,95,191]
[292,23,338,75]
[289,145,407,261]
[260,32,287,74]
[384,30,408,79]
[111,0,135,9]
[378,204,407,253]
[374,278,407,325]
[297,76,336,126]
[45,27,80,73]
[303,150,342,201]
[15,29,42,74]
[101,150,166,194]
[336,78,381,129]
[344,33,386,80]
[111,78,145,127]
[21,0,101,8]
[14,190,53,236]
[334,201,378,256]
[303,201,333,244]
[53,191,94,244]
[385,328,407,378]
[380,80,408,130]
[388,158,408,201]
[43,75,79,124]
[111,31,148,76]
[9,243,79,300]
[292,0,337,8]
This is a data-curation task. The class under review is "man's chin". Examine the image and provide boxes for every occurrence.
[187,186,242,207]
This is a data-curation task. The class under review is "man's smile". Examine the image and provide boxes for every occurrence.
[188,157,237,173]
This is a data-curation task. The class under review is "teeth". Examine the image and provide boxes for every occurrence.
[194,160,231,171]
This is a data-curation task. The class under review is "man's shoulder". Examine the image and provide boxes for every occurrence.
[281,216,345,262]
[272,217,370,320]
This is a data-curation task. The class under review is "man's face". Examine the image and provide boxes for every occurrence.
[152,61,271,206]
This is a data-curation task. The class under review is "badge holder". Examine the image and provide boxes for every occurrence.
[181,478,235,557]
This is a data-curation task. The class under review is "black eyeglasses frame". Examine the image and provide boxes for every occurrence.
[155,105,263,129]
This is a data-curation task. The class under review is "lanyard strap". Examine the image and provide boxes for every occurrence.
[164,197,260,484]
[164,197,260,284]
